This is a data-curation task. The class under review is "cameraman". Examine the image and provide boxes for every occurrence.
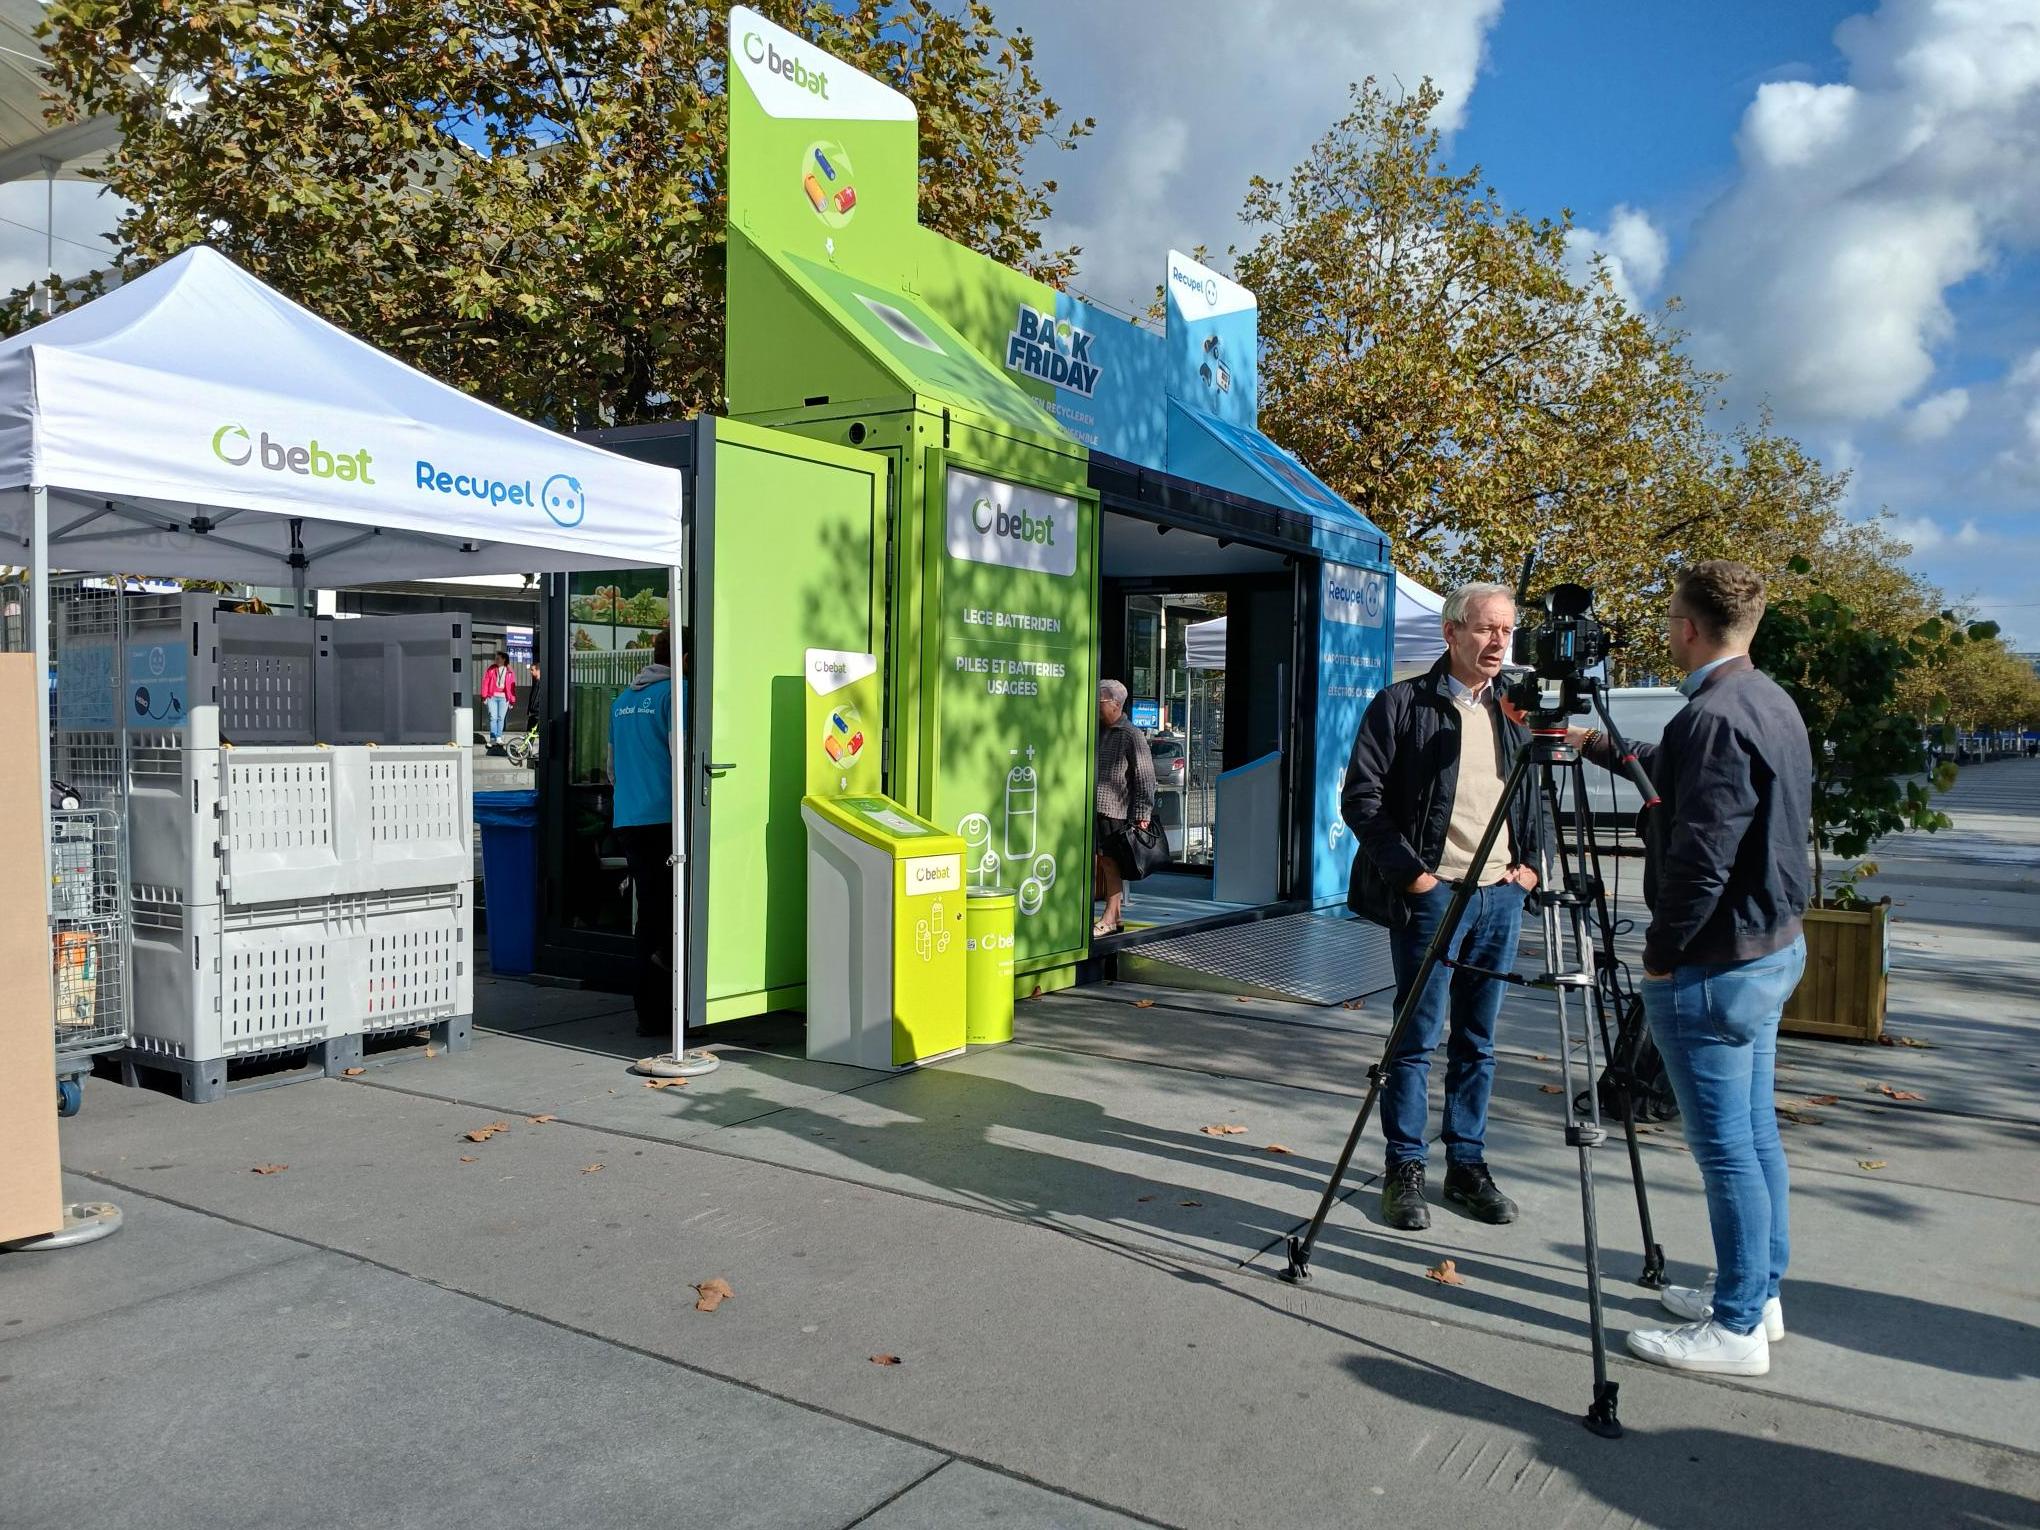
[1573,560,1810,1377]
[1343,582,1540,1232]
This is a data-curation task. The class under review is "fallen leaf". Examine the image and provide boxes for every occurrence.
[527,1114,557,1124]
[1534,1054,1549,1062]
[1875,1035,1897,1047]
[464,1120,510,1143]
[1030,986,1042,998]
[1234,996,1251,1004]
[644,1077,688,1090]
[1265,1144,1295,1155]
[693,1277,734,1313]
[1179,1200,1204,1208]
[1806,1094,1839,1106]
[458,1155,478,1164]
[250,1163,288,1176]
[1426,1259,1465,1286]
[870,1354,903,1366]
[1133,999,1156,1008]
[1538,1084,1563,1094]
[1341,999,1365,1010]
[342,1067,366,1077]
[1200,1124,1249,1137]
[1872,1084,1925,1102]
[1858,1159,1888,1171]
[425,1045,438,1058]
[1136,1194,1156,1203]
[1779,1109,1822,1125]
[581,1163,605,1174]
[1897,1036,1935,1049]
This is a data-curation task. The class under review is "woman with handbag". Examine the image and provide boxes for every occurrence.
[1093,678,1159,937]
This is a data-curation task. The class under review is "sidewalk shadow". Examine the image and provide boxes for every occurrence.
[1339,1349,2039,1530]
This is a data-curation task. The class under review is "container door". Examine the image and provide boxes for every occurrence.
[691,418,887,1022]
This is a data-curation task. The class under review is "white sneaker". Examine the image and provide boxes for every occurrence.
[1626,1319,1770,1376]
[1659,1281,1785,1342]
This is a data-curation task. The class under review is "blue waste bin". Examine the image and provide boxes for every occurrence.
[474,789,540,975]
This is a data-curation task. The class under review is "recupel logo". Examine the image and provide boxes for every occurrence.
[540,474,586,528]
[742,30,829,98]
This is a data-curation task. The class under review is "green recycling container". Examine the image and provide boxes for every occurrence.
[965,888,1017,1047]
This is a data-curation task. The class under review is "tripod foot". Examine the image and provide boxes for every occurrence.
[1638,1246,1667,1289]
[1279,1236,1312,1284]
[1581,1380,1623,1439]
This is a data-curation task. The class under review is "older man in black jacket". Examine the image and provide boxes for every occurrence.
[1575,560,1811,1380]
[1343,581,1541,1233]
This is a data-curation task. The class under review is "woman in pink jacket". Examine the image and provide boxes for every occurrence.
[480,651,517,750]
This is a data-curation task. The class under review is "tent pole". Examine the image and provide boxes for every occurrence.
[632,558,715,1080]
[29,486,52,915]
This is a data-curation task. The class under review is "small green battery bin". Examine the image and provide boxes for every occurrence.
[965,887,1017,1047]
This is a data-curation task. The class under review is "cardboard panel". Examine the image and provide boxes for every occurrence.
[0,654,64,1244]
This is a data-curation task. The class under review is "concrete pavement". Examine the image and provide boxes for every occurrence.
[4,760,2038,1528]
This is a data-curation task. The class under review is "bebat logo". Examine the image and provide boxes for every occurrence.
[213,423,375,484]
[743,31,829,99]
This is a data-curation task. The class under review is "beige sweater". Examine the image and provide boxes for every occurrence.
[1435,696,1513,885]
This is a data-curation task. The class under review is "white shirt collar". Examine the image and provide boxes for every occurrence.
[1446,671,1493,707]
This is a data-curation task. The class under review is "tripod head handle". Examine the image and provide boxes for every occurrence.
[1590,689,1661,809]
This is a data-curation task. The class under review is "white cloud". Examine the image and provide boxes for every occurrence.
[1891,512,1989,552]
[995,0,1508,315]
[1675,0,2040,423]
[1565,204,1668,311]
[1901,385,1971,440]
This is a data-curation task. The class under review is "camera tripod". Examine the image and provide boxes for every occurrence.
[1280,682,1661,1439]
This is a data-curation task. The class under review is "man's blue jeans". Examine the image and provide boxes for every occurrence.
[1641,935,1807,1335]
[1382,880,1526,1168]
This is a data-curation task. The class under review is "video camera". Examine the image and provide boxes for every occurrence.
[1503,580,1614,725]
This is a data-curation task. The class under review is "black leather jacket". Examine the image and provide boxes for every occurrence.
[1340,655,1539,924]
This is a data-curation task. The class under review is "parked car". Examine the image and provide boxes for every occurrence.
[1145,730,1188,855]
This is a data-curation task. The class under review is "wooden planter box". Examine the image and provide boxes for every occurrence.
[1782,902,1888,1042]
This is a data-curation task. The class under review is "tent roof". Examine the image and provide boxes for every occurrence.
[1164,400,1389,565]
[0,246,683,583]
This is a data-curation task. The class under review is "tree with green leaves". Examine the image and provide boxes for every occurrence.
[1751,556,1997,903]
[16,0,1089,428]
[1236,79,1720,611]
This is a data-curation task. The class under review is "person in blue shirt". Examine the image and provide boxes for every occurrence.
[611,627,675,1037]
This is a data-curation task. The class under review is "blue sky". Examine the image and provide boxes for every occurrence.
[996,0,2040,648]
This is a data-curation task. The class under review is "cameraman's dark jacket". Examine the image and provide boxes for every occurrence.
[1341,655,1539,925]
[1586,655,1811,972]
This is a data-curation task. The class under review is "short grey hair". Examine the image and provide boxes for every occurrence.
[1099,678,1128,707]
[1442,582,1516,626]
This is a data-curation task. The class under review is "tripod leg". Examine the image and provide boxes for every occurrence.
[1282,749,1535,1283]
[1538,763,1622,1439]
[1568,756,1666,1289]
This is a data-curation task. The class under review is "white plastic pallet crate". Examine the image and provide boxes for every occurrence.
[126,733,473,908]
[128,885,472,1064]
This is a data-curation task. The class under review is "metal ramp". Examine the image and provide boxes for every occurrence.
[1116,911,1397,1006]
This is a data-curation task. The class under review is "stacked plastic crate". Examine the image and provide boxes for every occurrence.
[120,594,475,1101]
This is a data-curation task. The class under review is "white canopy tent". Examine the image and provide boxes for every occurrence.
[1184,613,1226,670]
[0,246,706,1070]
[1393,571,1447,676]
[1188,571,1449,682]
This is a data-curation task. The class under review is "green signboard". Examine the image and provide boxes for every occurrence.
[929,461,1094,961]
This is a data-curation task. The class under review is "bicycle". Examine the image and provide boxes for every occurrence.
[505,720,539,768]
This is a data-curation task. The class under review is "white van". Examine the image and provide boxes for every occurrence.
[1572,686,1684,830]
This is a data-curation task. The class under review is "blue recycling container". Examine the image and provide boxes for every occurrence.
[474,789,540,976]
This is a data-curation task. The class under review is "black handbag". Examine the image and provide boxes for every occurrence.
[1111,820,1170,881]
